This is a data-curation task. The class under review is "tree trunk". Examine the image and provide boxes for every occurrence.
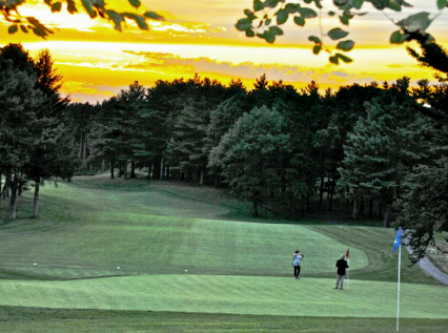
[359,196,365,216]
[83,135,87,163]
[319,176,324,208]
[110,159,115,179]
[9,173,18,220]
[33,179,40,218]
[166,166,170,180]
[345,186,349,215]
[147,163,152,179]
[78,130,83,161]
[378,202,383,219]
[1,171,10,199]
[153,158,161,180]
[130,161,136,178]
[383,205,390,228]
[352,199,358,219]
[160,158,164,180]
[252,196,260,217]
[329,178,335,211]
[368,198,373,218]
[281,165,286,202]
[301,194,305,217]
[199,166,204,185]
[123,160,128,180]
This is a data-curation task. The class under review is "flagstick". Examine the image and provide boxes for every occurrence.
[347,258,350,289]
[396,245,401,332]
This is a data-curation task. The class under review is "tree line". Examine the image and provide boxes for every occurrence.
[0,43,74,219]
[1,42,447,261]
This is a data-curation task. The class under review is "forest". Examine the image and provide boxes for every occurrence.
[0,42,447,261]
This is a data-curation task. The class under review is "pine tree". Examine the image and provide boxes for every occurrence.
[338,97,431,226]
[209,106,290,216]
[0,55,44,219]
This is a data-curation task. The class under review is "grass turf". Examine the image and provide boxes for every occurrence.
[0,275,447,318]
[0,174,446,331]
[1,306,448,333]
[0,306,448,333]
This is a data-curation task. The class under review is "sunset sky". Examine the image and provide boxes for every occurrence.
[1,0,447,103]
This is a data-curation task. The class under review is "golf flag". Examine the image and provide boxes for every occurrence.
[393,227,402,252]
[346,248,350,259]
[393,227,403,332]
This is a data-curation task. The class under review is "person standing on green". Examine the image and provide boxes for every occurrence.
[335,254,349,290]
[292,250,304,279]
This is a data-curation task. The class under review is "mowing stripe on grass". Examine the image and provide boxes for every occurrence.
[0,275,446,318]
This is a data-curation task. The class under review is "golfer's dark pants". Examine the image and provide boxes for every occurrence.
[294,265,301,278]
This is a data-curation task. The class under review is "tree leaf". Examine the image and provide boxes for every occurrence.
[123,13,148,30]
[51,2,62,12]
[245,29,255,37]
[20,25,28,33]
[437,0,447,10]
[308,35,321,43]
[144,11,165,21]
[106,10,124,31]
[263,0,282,9]
[333,0,349,6]
[297,7,317,18]
[264,30,276,43]
[390,30,409,44]
[236,18,253,31]
[397,12,432,33]
[276,9,288,24]
[66,0,77,13]
[8,25,18,34]
[336,40,355,51]
[81,0,97,18]
[294,16,305,26]
[313,0,323,9]
[313,45,322,55]
[327,27,349,40]
[244,9,257,20]
[269,26,283,36]
[335,52,353,63]
[352,0,364,9]
[328,11,336,16]
[254,0,263,11]
[128,0,141,8]
[285,3,301,13]
[329,55,339,64]
[388,1,402,11]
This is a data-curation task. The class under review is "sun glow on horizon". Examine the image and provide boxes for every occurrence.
[1,0,447,103]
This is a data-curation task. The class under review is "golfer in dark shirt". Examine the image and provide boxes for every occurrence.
[335,254,349,290]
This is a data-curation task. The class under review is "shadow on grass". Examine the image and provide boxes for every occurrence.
[1,306,447,333]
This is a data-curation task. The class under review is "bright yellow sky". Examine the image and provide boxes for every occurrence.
[1,0,447,103]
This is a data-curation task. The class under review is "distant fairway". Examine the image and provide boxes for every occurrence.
[0,174,446,332]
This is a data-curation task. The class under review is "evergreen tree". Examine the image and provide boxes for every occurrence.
[0,54,44,219]
[209,106,290,216]
[338,97,431,226]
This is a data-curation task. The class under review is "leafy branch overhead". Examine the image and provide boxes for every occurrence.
[236,0,447,65]
[1,0,165,39]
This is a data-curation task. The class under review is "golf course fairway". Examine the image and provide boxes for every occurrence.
[0,175,446,332]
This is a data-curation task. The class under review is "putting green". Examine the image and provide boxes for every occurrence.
[0,275,446,319]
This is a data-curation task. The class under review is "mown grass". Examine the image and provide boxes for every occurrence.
[1,306,448,333]
[0,173,446,332]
